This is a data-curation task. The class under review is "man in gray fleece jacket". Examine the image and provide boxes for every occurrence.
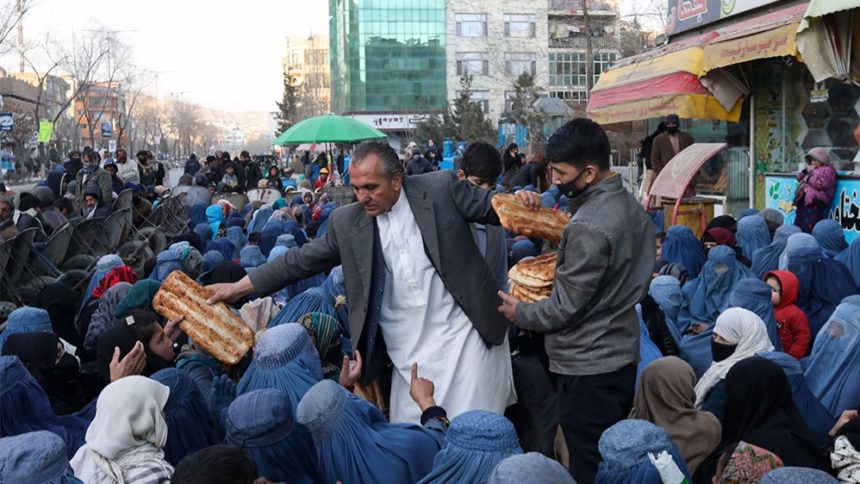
[499,118,655,484]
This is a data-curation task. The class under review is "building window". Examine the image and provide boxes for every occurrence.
[503,14,536,38]
[505,52,537,77]
[548,52,586,87]
[457,90,490,114]
[455,13,488,37]
[593,52,617,81]
[456,52,489,76]
[550,89,588,104]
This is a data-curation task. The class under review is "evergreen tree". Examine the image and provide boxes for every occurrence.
[508,72,547,153]
[414,75,496,145]
[275,68,301,136]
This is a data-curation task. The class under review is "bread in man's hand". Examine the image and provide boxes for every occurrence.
[152,271,254,365]
[491,193,567,243]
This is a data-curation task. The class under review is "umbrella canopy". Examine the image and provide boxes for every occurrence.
[274,113,387,145]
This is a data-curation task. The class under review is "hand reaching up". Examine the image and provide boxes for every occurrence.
[208,374,237,430]
[410,362,437,412]
[339,351,362,389]
[109,341,146,382]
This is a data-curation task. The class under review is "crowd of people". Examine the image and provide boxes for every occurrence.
[0,118,858,484]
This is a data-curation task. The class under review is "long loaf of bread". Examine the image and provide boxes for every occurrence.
[491,194,568,243]
[152,271,254,365]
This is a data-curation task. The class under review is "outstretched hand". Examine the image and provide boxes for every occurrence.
[208,374,237,428]
[339,351,362,389]
[497,290,519,323]
[410,362,437,412]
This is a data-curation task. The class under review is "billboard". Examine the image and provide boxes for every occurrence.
[667,0,782,36]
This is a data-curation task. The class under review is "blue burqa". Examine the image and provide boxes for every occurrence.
[736,215,771,262]
[812,219,848,258]
[835,235,860,287]
[725,278,782,351]
[150,368,218,466]
[237,324,323,412]
[650,276,684,344]
[225,389,322,484]
[297,380,442,484]
[596,419,691,484]
[785,234,855,337]
[661,225,706,278]
[803,296,860,416]
[751,224,800,279]
[678,246,753,377]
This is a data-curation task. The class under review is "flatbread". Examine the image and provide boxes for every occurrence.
[492,193,568,243]
[509,252,558,288]
[152,271,254,365]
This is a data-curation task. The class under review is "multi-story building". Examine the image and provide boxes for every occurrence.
[73,82,126,150]
[329,0,446,144]
[10,72,71,121]
[284,35,331,120]
[223,125,245,153]
[546,0,619,105]
[445,0,549,121]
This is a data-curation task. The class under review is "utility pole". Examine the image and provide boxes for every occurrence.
[16,0,24,73]
[583,0,594,93]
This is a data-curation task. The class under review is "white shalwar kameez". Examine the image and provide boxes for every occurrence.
[376,188,516,423]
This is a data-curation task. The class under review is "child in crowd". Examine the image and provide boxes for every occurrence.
[765,271,812,359]
[219,164,240,193]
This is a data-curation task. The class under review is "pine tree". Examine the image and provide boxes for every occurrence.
[275,68,301,136]
[508,72,547,153]
[414,75,496,145]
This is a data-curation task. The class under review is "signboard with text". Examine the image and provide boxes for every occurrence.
[347,113,436,131]
[667,0,781,36]
[0,113,13,131]
[765,174,860,243]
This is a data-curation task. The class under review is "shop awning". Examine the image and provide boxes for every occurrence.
[797,0,860,82]
[588,32,743,124]
[701,3,808,74]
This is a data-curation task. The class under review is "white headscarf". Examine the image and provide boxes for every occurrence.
[71,376,173,484]
[694,307,774,407]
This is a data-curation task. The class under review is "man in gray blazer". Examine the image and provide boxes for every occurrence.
[208,140,540,421]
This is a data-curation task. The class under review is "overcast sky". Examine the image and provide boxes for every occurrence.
[9,0,329,112]
[7,0,662,113]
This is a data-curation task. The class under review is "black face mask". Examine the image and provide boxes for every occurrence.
[711,340,738,362]
[556,168,588,199]
[666,126,679,135]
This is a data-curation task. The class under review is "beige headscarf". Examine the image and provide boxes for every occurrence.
[694,307,774,408]
[630,356,722,475]
[71,376,173,484]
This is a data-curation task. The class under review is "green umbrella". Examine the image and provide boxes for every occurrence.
[274,113,387,145]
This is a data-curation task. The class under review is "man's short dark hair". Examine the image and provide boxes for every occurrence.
[52,198,73,214]
[545,118,610,171]
[351,140,404,179]
[460,142,502,184]
[172,445,257,484]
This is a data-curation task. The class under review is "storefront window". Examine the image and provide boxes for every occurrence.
[800,77,860,171]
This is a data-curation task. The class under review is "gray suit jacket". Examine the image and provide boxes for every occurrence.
[249,171,508,347]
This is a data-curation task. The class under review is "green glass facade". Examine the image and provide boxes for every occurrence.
[329,0,446,114]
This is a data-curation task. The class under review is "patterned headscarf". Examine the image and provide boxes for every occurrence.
[298,312,343,356]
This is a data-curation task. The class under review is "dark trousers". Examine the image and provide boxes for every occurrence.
[556,364,636,484]
[507,354,558,457]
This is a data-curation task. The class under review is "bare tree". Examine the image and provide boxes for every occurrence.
[114,65,148,153]
[49,25,113,149]
[0,0,28,58]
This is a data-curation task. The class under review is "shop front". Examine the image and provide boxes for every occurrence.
[589,0,860,219]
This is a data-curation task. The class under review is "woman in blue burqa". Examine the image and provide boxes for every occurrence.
[661,225,706,278]
[751,224,801,279]
[803,295,860,417]
[724,278,782,351]
[781,232,855,337]
[676,245,754,378]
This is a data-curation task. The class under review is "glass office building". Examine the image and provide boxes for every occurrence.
[329,0,446,114]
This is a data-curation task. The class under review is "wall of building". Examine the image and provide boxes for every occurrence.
[445,0,549,121]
